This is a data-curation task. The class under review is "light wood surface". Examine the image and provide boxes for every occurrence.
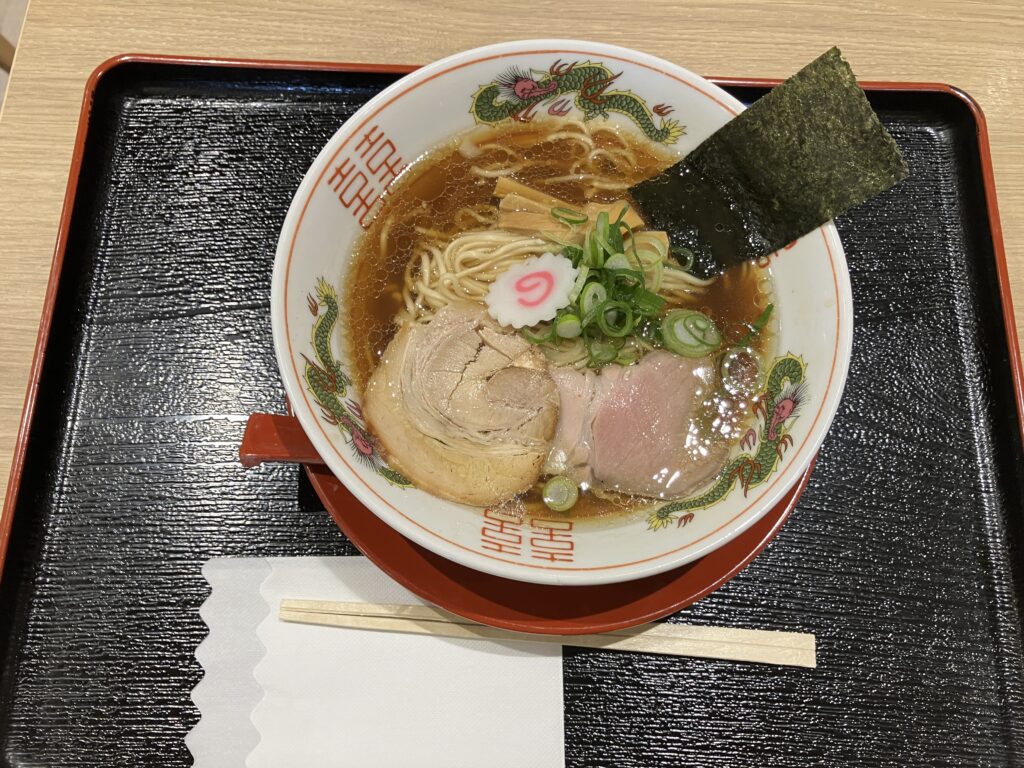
[0,1,1021,508]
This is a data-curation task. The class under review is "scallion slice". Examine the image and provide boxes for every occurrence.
[633,248,661,267]
[604,253,632,271]
[588,340,618,366]
[644,259,664,292]
[579,282,607,318]
[555,313,583,339]
[661,309,722,357]
[735,303,774,347]
[521,322,555,345]
[612,269,644,289]
[593,230,615,258]
[584,231,604,268]
[568,264,590,303]
[632,231,668,260]
[542,475,579,512]
[562,244,584,266]
[615,346,641,366]
[550,206,589,227]
[635,317,663,345]
[608,221,625,253]
[597,300,634,338]
[633,288,667,316]
[671,246,696,271]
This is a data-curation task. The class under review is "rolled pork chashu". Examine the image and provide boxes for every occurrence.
[363,304,559,506]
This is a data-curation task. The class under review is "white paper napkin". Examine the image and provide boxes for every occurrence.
[250,557,564,767]
[187,558,272,766]
[188,556,565,768]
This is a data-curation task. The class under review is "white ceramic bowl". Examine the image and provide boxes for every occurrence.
[272,39,852,586]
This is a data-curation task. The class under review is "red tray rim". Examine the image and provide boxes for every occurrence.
[1,52,1020,583]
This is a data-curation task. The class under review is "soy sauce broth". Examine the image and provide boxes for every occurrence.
[344,120,776,519]
[346,121,676,390]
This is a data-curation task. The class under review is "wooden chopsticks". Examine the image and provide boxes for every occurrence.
[279,600,816,668]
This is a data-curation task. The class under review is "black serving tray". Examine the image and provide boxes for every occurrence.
[1,57,1022,767]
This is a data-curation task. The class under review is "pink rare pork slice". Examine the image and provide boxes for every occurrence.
[545,351,727,499]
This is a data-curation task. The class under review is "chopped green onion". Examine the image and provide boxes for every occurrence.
[562,244,584,266]
[612,269,644,289]
[635,317,663,345]
[735,303,774,347]
[608,221,625,253]
[568,264,590,302]
[625,246,644,272]
[593,230,615,258]
[555,313,583,339]
[584,232,604,268]
[641,259,664,292]
[615,346,641,365]
[671,246,696,271]
[579,282,607,317]
[633,248,661,267]
[521,322,555,345]
[550,206,589,227]
[633,231,668,260]
[634,337,656,353]
[542,475,579,512]
[591,210,616,258]
[588,339,618,366]
[661,309,722,357]
[533,218,726,367]
[633,288,667,316]
[597,300,634,338]
[604,253,632,271]
[721,346,764,396]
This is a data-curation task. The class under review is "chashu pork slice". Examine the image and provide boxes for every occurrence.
[544,351,727,499]
[363,303,559,506]
[543,366,597,486]
[590,351,726,498]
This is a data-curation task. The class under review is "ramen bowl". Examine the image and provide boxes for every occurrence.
[272,39,852,586]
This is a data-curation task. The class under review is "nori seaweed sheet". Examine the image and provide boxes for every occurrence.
[630,47,908,277]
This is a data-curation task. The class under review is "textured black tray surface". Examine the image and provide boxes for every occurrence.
[2,63,1023,767]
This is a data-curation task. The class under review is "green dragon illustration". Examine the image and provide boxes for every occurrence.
[304,279,410,487]
[470,60,684,144]
[647,355,807,531]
